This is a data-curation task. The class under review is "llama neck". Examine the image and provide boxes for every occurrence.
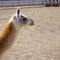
[0,21,18,55]
[0,21,18,41]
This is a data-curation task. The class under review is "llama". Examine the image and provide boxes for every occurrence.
[0,8,34,55]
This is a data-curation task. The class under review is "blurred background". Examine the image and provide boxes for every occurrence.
[0,0,60,7]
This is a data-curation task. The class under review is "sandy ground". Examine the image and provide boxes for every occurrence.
[0,7,60,60]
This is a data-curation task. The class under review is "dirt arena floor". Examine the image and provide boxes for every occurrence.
[0,7,60,60]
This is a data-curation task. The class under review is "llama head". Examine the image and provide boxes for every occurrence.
[10,8,34,26]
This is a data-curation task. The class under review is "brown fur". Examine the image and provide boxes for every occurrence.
[0,14,19,55]
[0,22,15,55]
[0,22,12,41]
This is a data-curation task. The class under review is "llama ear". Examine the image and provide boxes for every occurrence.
[16,8,20,17]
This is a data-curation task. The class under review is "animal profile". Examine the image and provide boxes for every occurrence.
[0,8,34,55]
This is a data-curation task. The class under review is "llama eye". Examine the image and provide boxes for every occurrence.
[23,18,27,21]
[21,15,27,21]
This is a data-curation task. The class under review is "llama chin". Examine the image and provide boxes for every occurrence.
[0,8,34,55]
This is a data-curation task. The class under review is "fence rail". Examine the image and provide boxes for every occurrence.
[0,0,43,7]
[0,0,60,7]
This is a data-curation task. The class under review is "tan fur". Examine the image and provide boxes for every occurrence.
[0,22,12,41]
[0,14,20,55]
[0,22,13,54]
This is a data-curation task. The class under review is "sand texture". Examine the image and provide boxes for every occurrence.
[0,7,60,60]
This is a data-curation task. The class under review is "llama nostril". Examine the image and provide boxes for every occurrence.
[30,20,34,25]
